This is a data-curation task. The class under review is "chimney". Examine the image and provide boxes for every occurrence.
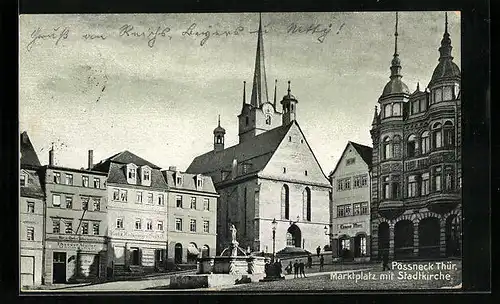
[168,166,177,171]
[49,145,54,166]
[88,150,94,170]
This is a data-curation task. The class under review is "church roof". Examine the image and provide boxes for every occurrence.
[20,132,41,167]
[186,122,294,178]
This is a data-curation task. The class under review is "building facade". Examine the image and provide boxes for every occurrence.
[370,13,462,260]
[20,132,45,287]
[186,16,331,255]
[92,151,169,273]
[162,168,218,264]
[329,142,372,261]
[42,149,108,284]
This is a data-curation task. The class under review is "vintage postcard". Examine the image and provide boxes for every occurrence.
[19,12,463,292]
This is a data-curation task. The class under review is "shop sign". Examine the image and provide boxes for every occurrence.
[53,242,104,251]
[111,230,165,240]
[339,222,363,230]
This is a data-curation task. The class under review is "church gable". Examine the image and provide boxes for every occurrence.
[259,122,330,186]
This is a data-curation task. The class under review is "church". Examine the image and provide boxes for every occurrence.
[369,13,462,260]
[186,15,331,254]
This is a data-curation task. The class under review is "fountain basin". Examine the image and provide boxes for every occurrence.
[169,273,266,289]
[198,256,267,275]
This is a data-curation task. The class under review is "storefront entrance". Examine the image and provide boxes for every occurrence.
[131,248,140,265]
[52,252,67,284]
[174,243,183,264]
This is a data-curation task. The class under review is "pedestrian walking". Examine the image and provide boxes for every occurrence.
[316,246,321,258]
[299,260,306,278]
[307,254,313,268]
[293,260,299,278]
[382,252,391,271]
[319,254,324,271]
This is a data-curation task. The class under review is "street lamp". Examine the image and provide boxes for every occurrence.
[271,218,277,263]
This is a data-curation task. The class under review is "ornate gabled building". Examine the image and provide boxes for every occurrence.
[370,13,462,260]
[186,14,331,254]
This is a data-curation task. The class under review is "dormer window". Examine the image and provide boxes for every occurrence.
[20,174,26,187]
[140,166,152,186]
[176,172,183,186]
[143,170,150,181]
[126,163,138,184]
[196,176,203,188]
[128,168,136,179]
[265,115,272,125]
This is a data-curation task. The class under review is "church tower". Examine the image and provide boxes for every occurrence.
[280,81,298,125]
[238,13,282,143]
[213,115,226,152]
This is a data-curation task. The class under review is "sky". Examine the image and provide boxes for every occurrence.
[19,12,461,174]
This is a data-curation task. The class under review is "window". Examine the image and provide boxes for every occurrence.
[353,203,361,216]
[420,97,427,111]
[346,158,356,166]
[288,136,292,142]
[383,136,392,159]
[391,178,400,199]
[432,123,443,149]
[197,178,203,188]
[203,220,209,233]
[157,220,164,231]
[337,178,351,191]
[113,189,120,201]
[27,227,34,240]
[20,175,26,187]
[143,169,150,181]
[82,197,89,210]
[283,167,286,173]
[345,204,351,216]
[421,131,430,154]
[65,197,73,209]
[52,194,61,207]
[286,232,294,246]
[443,86,453,101]
[147,220,153,231]
[54,172,61,184]
[93,178,100,188]
[92,223,99,235]
[190,219,196,232]
[384,104,392,118]
[92,198,100,211]
[382,176,390,199]
[411,99,420,114]
[245,116,249,126]
[444,166,454,191]
[443,121,455,147]
[281,185,290,220]
[338,204,352,217]
[176,175,182,186]
[175,218,182,231]
[190,197,197,209]
[136,191,143,204]
[82,175,89,187]
[360,202,368,215]
[116,218,124,229]
[305,170,308,176]
[147,193,153,204]
[81,222,89,235]
[203,198,210,211]
[433,167,442,191]
[158,194,164,206]
[65,174,73,185]
[393,135,401,158]
[302,187,311,221]
[359,235,367,256]
[354,175,368,188]
[128,168,136,179]
[27,201,35,213]
[392,103,401,116]
[421,173,430,195]
[265,115,271,125]
[341,238,351,250]
[135,218,142,230]
[120,190,128,202]
[408,175,418,198]
[52,220,60,234]
[407,135,417,157]
[434,88,442,103]
[176,195,183,208]
[65,221,73,234]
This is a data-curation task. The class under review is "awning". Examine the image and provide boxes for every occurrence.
[187,244,199,255]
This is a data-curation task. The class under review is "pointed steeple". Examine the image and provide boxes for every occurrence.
[273,79,277,109]
[218,115,221,127]
[372,106,379,125]
[390,12,402,79]
[250,13,269,108]
[417,82,420,91]
[242,81,246,108]
[438,12,453,60]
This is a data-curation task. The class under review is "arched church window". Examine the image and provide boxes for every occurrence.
[392,103,401,116]
[432,122,443,149]
[302,187,311,222]
[383,136,392,160]
[281,185,290,220]
[384,104,392,118]
[265,115,271,125]
[393,135,401,158]
[407,134,417,157]
[421,131,430,154]
[443,121,455,147]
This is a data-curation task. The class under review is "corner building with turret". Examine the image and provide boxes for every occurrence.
[370,13,462,260]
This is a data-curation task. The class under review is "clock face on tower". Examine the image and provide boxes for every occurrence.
[262,103,273,114]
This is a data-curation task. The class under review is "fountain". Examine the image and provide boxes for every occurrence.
[169,224,268,289]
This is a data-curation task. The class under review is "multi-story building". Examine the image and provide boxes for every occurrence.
[186,15,331,254]
[42,149,108,284]
[20,132,45,287]
[92,151,169,273]
[162,168,218,264]
[329,142,372,262]
[370,13,461,260]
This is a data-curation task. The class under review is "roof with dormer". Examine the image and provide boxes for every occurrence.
[162,170,217,194]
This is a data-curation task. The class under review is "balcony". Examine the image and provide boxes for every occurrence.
[404,156,429,171]
[378,199,403,211]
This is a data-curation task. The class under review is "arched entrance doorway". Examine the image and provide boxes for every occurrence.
[394,220,414,259]
[286,224,301,248]
[201,245,210,258]
[338,235,351,259]
[445,214,461,257]
[378,222,390,259]
[174,243,183,264]
[419,217,440,258]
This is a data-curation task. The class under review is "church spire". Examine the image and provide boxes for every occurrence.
[390,12,402,79]
[273,79,277,109]
[439,12,453,60]
[250,13,269,108]
[372,105,379,125]
[242,81,246,107]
